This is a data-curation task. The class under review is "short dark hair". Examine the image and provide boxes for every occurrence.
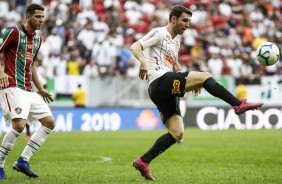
[26,4,44,15]
[169,5,192,21]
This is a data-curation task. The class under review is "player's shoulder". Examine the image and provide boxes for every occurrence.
[153,26,166,34]
[1,26,21,38]
[148,26,167,37]
[3,26,19,33]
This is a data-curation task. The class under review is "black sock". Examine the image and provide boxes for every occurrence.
[203,77,242,106]
[26,124,30,136]
[141,133,176,164]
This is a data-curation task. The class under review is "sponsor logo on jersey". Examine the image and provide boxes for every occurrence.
[34,34,39,39]
[3,114,10,121]
[15,107,22,114]
[33,42,40,49]
[172,80,181,94]
[165,55,174,65]
[16,51,25,59]
[27,44,33,49]
[26,52,34,60]
[20,31,25,36]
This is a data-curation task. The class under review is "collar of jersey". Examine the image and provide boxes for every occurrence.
[20,24,36,37]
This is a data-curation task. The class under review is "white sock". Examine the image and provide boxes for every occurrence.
[21,126,52,161]
[0,128,20,168]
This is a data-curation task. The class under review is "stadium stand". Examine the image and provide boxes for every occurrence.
[0,0,281,85]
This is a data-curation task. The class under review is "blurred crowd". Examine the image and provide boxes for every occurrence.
[0,0,281,85]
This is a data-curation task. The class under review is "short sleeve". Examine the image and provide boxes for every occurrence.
[0,27,18,52]
[138,28,163,50]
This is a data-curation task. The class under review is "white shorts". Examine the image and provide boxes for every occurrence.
[0,87,52,125]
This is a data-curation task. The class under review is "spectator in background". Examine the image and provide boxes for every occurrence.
[72,84,86,107]
[93,16,110,42]
[77,21,95,62]
[0,0,280,81]
[190,4,207,26]
[240,54,254,84]
[83,62,99,78]
[153,2,170,26]
[67,50,80,75]
[182,25,198,54]
[226,51,243,79]
[221,57,231,76]
[77,6,97,27]
[0,0,9,18]
[79,0,92,12]
[115,43,131,76]
[54,56,67,76]
[5,6,21,28]
[45,29,63,56]
[43,53,60,78]
[92,38,114,76]
[236,79,247,101]
[207,53,223,78]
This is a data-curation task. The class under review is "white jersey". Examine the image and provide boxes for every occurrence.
[138,26,181,84]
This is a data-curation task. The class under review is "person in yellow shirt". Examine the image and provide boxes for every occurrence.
[67,50,80,75]
[72,84,86,107]
[236,79,247,101]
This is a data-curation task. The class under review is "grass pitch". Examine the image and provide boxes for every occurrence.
[1,128,281,184]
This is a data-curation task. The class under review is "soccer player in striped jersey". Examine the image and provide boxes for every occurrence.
[0,4,55,179]
[130,5,263,181]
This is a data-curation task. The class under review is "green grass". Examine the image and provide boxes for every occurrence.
[1,128,282,184]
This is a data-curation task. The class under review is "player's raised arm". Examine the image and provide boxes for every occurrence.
[130,41,148,80]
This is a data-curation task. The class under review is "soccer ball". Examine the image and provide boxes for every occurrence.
[256,42,280,66]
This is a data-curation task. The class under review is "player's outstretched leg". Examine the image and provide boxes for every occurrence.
[13,157,38,178]
[233,99,263,115]
[199,76,263,115]
[0,168,6,179]
[133,157,155,181]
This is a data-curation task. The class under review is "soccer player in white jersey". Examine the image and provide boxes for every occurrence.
[0,4,55,179]
[130,5,263,181]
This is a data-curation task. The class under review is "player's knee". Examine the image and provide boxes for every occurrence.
[13,126,25,133]
[41,117,55,130]
[202,72,212,82]
[46,119,55,130]
[169,127,184,141]
[12,118,26,133]
[172,131,184,142]
[167,115,184,141]
[175,132,184,142]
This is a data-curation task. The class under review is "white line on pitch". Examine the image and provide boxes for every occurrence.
[70,153,113,163]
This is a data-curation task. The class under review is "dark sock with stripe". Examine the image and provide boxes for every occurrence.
[203,77,242,106]
[141,133,176,164]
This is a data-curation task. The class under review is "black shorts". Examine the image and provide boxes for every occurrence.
[148,71,189,124]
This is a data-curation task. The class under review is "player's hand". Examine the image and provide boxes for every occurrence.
[192,88,201,96]
[38,88,54,103]
[0,71,12,88]
[139,60,148,80]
